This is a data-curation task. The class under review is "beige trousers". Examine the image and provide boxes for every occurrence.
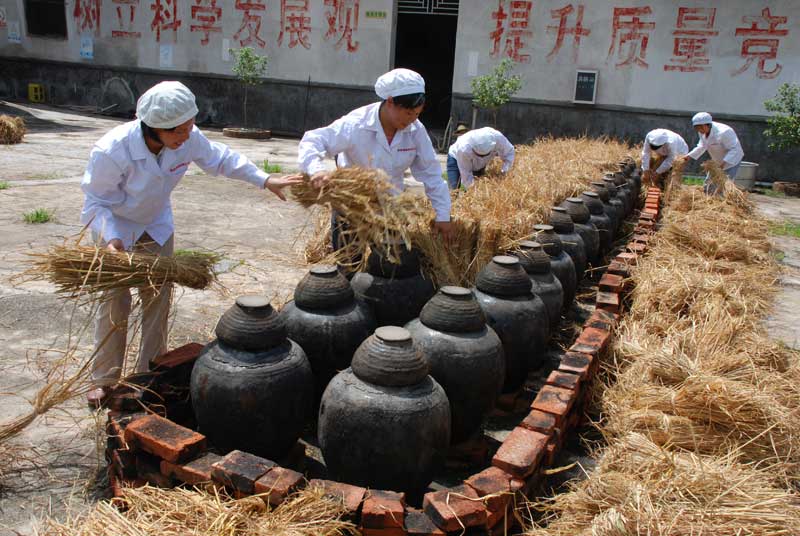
[91,233,174,387]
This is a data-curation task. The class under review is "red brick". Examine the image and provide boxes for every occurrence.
[124,414,206,463]
[597,297,621,314]
[616,252,638,265]
[423,485,488,532]
[150,342,205,370]
[632,233,650,244]
[362,490,406,530]
[405,508,445,536]
[545,370,580,391]
[309,479,366,515]
[109,473,125,499]
[254,466,305,506]
[520,409,556,435]
[464,466,523,526]
[598,273,625,293]
[360,529,408,536]
[545,439,558,466]
[211,450,276,495]
[559,351,593,379]
[627,242,647,254]
[576,326,612,354]
[585,309,618,333]
[136,453,174,488]
[161,452,222,485]
[531,385,575,424]
[491,426,549,479]
[607,261,630,278]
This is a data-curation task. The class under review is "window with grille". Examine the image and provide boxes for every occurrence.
[398,0,459,16]
[24,0,67,38]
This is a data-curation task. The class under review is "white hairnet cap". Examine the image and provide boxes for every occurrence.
[375,68,425,100]
[137,81,199,129]
[692,112,712,126]
[648,129,669,146]
[471,128,497,154]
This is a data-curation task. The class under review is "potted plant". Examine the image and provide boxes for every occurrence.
[470,59,523,128]
[223,46,271,139]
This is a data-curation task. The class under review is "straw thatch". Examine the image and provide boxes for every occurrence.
[41,484,358,536]
[22,244,221,299]
[296,137,634,285]
[527,433,800,536]
[524,179,800,534]
[0,114,25,144]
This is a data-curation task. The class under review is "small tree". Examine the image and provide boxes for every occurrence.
[764,83,800,151]
[470,59,524,127]
[230,47,268,128]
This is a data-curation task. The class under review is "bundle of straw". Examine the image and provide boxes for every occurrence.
[41,484,357,536]
[24,244,221,298]
[291,167,434,271]
[0,114,25,144]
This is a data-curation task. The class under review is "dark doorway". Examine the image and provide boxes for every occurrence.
[394,1,459,130]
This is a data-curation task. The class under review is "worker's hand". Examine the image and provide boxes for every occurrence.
[265,173,304,201]
[106,238,124,252]
[433,221,454,243]
[310,171,332,189]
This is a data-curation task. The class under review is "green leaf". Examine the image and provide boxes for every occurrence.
[470,59,524,111]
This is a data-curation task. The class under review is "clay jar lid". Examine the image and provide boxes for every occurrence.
[590,181,610,202]
[351,326,429,386]
[215,295,286,352]
[294,265,354,310]
[581,191,605,215]
[476,256,532,297]
[515,241,551,274]
[562,197,591,223]
[367,239,421,279]
[419,286,486,333]
[532,224,564,256]
[550,207,575,233]
[602,177,619,195]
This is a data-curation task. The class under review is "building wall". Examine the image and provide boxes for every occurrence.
[453,0,800,116]
[0,0,394,87]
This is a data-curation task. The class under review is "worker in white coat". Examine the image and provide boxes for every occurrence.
[640,128,688,180]
[446,127,515,190]
[81,81,302,407]
[298,68,452,248]
[687,112,744,195]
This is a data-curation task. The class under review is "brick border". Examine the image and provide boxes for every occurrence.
[105,186,662,535]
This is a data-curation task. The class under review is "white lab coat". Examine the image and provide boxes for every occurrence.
[641,129,689,174]
[447,127,515,188]
[687,121,744,170]
[297,102,451,222]
[81,120,268,248]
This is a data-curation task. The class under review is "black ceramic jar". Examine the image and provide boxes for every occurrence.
[549,206,588,278]
[561,197,600,266]
[581,191,613,254]
[532,224,577,309]
[318,326,450,493]
[191,296,314,459]
[515,241,564,328]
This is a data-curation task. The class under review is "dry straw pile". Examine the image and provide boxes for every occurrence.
[298,137,633,285]
[526,170,800,534]
[41,484,357,536]
[0,114,25,144]
[23,243,221,299]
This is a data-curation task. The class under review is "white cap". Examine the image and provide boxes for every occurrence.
[136,81,199,129]
[471,128,497,154]
[374,68,425,100]
[648,129,669,146]
[692,112,712,126]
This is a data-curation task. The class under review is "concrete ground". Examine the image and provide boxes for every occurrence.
[0,101,798,534]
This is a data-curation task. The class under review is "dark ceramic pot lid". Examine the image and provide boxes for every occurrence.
[351,326,429,386]
[215,295,286,352]
[294,265,354,310]
[475,256,531,297]
[419,286,485,333]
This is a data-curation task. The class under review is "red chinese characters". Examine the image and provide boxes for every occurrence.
[664,7,718,72]
[279,0,312,49]
[73,0,101,35]
[546,3,590,63]
[732,7,789,80]
[112,0,141,39]
[234,0,266,48]
[191,0,222,46]
[324,0,360,53]
[490,0,533,64]
[150,0,181,42]
[606,6,655,69]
